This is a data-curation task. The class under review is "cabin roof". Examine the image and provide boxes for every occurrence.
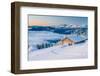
[62,37,74,42]
[67,35,86,42]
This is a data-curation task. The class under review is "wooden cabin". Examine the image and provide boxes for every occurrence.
[56,35,87,46]
[57,37,75,46]
[61,38,74,45]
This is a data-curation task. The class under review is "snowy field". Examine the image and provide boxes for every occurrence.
[28,30,88,61]
[28,31,65,51]
[28,41,88,61]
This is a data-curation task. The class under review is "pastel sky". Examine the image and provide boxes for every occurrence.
[28,15,88,27]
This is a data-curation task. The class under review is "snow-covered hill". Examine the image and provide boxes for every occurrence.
[28,25,88,61]
[28,41,88,61]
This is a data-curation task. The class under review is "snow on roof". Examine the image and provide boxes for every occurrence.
[67,35,86,42]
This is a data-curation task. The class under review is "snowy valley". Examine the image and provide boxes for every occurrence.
[28,24,88,60]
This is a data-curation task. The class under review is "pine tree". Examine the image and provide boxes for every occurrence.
[46,43,48,48]
[37,44,41,49]
[41,43,44,48]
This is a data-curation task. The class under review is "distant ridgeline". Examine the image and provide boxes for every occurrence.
[28,25,88,35]
[28,25,88,50]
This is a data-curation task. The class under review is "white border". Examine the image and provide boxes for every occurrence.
[20,7,95,70]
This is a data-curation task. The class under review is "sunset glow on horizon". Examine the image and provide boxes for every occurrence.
[28,15,88,27]
[29,20,49,26]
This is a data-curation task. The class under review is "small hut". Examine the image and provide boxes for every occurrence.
[57,36,75,46]
[56,35,87,46]
[61,38,74,45]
